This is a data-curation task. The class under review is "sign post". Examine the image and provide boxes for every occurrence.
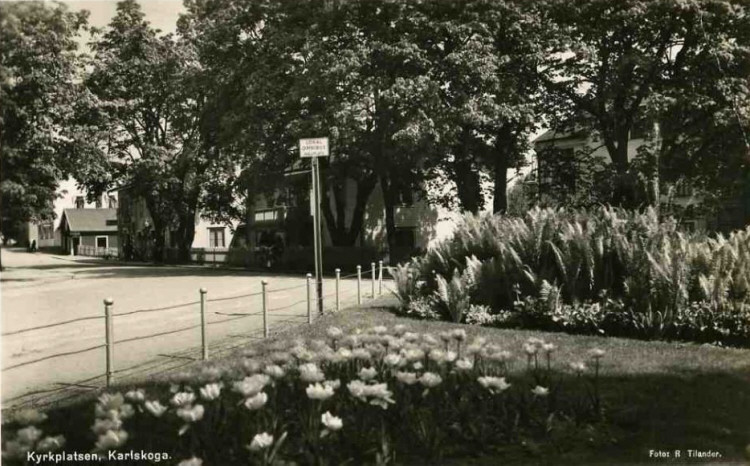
[300,138,328,316]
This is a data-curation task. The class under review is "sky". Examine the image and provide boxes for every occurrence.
[58,0,184,34]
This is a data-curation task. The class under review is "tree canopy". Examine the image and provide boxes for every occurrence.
[0,2,88,242]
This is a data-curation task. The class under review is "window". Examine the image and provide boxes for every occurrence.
[209,227,225,248]
[394,228,416,249]
[75,196,85,209]
[397,186,414,206]
[254,209,279,223]
[675,183,693,197]
[631,118,651,140]
[96,236,108,248]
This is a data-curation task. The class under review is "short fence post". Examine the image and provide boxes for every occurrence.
[262,280,269,338]
[335,268,341,312]
[103,298,114,388]
[371,262,376,298]
[306,273,313,324]
[378,260,383,295]
[356,265,362,305]
[200,288,208,360]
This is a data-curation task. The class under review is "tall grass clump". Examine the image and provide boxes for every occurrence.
[392,207,750,347]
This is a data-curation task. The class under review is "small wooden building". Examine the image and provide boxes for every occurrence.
[58,208,119,256]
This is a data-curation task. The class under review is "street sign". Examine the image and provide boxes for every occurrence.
[300,138,327,316]
[299,138,329,158]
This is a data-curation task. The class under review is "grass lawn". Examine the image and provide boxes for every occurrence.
[11,297,750,465]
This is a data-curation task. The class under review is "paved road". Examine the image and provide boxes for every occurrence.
[1,248,386,407]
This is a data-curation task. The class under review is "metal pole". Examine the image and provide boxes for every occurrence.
[378,260,383,295]
[335,268,340,312]
[312,157,324,316]
[371,262,376,298]
[261,280,269,338]
[357,265,362,305]
[306,273,313,324]
[104,298,114,387]
[200,288,208,360]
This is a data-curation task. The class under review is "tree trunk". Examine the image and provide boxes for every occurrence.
[452,128,482,214]
[493,149,509,214]
[380,175,398,255]
[321,174,377,246]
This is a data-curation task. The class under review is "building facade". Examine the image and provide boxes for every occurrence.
[21,178,118,251]
[58,208,119,256]
[532,127,749,232]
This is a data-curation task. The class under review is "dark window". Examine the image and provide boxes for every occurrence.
[75,196,85,209]
[106,219,118,226]
[96,236,108,248]
[538,147,576,193]
[394,228,416,248]
[209,227,225,248]
[675,183,693,197]
[631,118,651,140]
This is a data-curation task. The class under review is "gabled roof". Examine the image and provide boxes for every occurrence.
[59,208,117,233]
[534,129,588,144]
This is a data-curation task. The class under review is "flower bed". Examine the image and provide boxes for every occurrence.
[390,207,750,347]
[2,325,612,465]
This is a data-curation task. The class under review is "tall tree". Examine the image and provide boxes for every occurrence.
[538,0,750,207]
[417,0,539,214]
[0,2,88,248]
[83,0,207,262]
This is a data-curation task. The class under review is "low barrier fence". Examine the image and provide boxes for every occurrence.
[1,261,390,411]
[76,245,119,258]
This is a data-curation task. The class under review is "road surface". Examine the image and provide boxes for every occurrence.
[1,248,387,407]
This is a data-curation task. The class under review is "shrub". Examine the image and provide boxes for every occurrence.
[396,207,750,346]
